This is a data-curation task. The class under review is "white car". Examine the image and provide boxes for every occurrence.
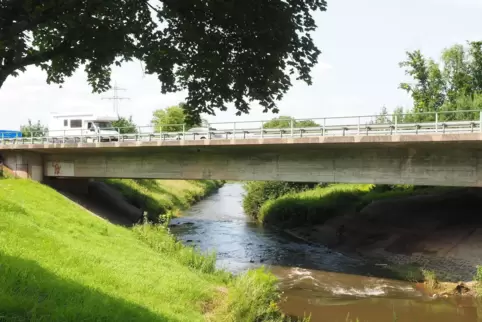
[185,127,225,140]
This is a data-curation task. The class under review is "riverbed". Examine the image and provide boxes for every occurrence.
[169,183,482,321]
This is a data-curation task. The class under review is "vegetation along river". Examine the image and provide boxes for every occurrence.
[169,183,482,322]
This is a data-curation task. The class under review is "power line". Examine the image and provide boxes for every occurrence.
[102,81,130,116]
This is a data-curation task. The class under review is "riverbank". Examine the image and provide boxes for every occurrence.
[0,178,291,321]
[103,179,225,222]
[251,183,482,290]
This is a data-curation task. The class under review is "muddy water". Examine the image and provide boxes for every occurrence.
[169,183,482,321]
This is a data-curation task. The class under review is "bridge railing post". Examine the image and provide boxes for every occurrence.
[479,111,482,133]
[261,121,264,138]
[322,118,326,136]
[357,116,361,135]
[233,122,236,140]
[435,112,439,133]
[182,124,186,140]
[290,119,294,137]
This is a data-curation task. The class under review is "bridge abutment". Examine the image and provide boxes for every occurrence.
[1,151,44,181]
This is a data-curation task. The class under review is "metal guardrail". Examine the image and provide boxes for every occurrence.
[1,110,482,145]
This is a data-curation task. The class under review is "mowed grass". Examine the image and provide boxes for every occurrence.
[0,179,284,322]
[104,179,224,221]
[258,184,444,228]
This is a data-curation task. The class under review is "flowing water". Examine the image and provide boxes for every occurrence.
[169,183,482,322]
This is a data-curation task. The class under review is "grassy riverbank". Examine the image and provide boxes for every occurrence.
[256,183,444,228]
[0,179,289,321]
[104,179,224,221]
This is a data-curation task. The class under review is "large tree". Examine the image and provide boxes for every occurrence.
[0,0,327,119]
[152,103,201,132]
[399,50,445,121]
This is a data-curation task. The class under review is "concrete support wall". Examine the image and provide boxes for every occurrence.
[1,151,44,181]
[43,144,482,187]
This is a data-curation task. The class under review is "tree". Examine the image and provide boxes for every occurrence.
[469,41,482,93]
[441,44,473,107]
[399,50,445,121]
[399,41,482,122]
[112,116,137,134]
[263,116,319,129]
[151,103,201,132]
[20,119,47,137]
[0,0,327,119]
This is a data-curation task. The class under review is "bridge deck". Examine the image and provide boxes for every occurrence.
[1,133,482,153]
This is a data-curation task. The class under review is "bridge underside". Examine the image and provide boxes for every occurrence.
[23,142,482,187]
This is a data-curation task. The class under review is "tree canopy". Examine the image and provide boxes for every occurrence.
[20,119,47,137]
[112,116,137,134]
[263,116,319,129]
[152,103,202,132]
[1,0,327,119]
[398,41,482,121]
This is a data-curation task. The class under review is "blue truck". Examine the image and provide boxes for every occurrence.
[0,130,22,139]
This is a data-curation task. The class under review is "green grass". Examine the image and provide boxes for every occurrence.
[258,184,444,228]
[103,179,224,222]
[0,179,288,322]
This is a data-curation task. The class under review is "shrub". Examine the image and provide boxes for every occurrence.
[242,181,317,219]
[258,184,372,227]
[212,267,294,322]
[256,184,443,228]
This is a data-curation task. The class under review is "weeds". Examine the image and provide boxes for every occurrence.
[422,269,439,290]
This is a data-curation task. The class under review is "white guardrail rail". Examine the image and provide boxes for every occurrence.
[1,110,482,145]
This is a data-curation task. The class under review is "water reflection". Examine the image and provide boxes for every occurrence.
[170,183,482,322]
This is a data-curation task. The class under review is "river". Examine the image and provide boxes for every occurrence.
[169,183,482,322]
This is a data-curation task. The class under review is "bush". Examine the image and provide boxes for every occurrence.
[257,184,443,228]
[242,181,317,219]
[258,184,373,227]
[211,267,311,322]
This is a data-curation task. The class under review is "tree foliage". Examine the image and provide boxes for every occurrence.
[243,181,317,219]
[399,41,482,122]
[20,119,47,137]
[0,0,327,118]
[151,103,201,132]
[112,116,137,134]
[263,116,319,129]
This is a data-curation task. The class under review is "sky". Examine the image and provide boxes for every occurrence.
[1,0,481,130]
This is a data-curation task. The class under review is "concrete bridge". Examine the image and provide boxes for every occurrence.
[2,111,482,187]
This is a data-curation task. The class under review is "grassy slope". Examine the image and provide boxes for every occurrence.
[258,184,446,227]
[0,179,283,322]
[104,179,224,220]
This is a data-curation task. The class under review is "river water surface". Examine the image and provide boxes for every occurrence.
[169,183,482,322]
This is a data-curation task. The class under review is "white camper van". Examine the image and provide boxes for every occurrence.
[48,112,120,142]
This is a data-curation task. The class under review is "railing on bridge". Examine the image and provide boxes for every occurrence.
[1,110,482,145]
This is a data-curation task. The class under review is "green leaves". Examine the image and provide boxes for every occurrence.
[262,116,319,129]
[112,116,137,134]
[399,41,482,121]
[1,0,327,118]
[151,103,202,132]
[20,119,47,138]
